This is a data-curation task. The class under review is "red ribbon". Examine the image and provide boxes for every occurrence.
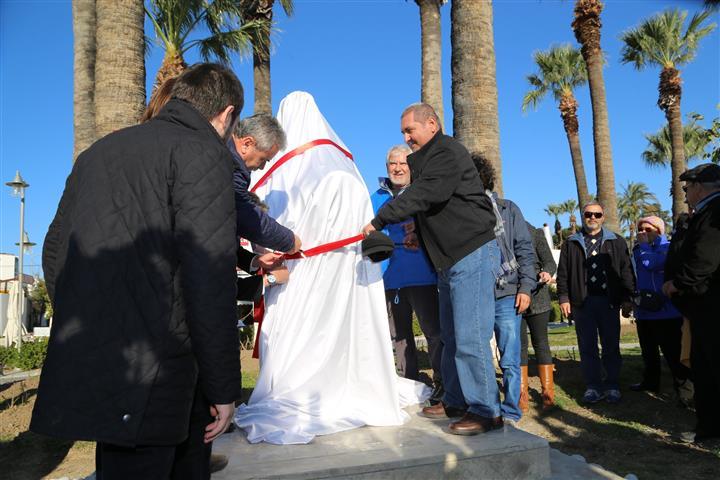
[250,138,353,193]
[284,234,364,260]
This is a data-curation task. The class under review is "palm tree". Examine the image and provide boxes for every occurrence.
[94,0,146,139]
[72,0,96,161]
[451,0,503,195]
[642,116,711,168]
[522,45,591,207]
[415,0,446,127]
[617,182,658,244]
[572,0,619,232]
[620,9,716,220]
[560,199,579,233]
[145,0,269,88]
[545,203,564,240]
[242,0,293,114]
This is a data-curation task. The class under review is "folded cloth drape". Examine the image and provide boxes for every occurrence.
[234,91,429,445]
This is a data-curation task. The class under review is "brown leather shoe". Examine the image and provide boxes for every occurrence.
[419,402,465,419]
[448,412,503,436]
[538,364,555,409]
[519,365,529,412]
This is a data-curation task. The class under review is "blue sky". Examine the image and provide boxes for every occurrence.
[1,0,718,277]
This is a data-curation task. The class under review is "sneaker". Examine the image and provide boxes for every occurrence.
[675,379,695,408]
[605,389,622,404]
[582,388,606,404]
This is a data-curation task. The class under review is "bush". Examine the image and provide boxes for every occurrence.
[0,338,48,371]
[550,300,562,323]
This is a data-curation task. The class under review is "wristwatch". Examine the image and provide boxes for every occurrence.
[266,273,277,285]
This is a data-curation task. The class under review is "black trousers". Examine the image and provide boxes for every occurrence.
[521,311,553,366]
[96,387,212,480]
[385,285,443,383]
[689,312,720,438]
[635,317,690,388]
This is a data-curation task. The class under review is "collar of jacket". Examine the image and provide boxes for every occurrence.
[568,227,618,256]
[377,177,408,197]
[695,190,720,213]
[154,99,226,147]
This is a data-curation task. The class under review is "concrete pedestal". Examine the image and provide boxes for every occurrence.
[212,406,550,479]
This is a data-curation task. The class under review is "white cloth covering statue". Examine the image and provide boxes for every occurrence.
[234,91,429,444]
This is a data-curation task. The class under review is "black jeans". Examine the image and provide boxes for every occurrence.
[96,387,212,480]
[521,311,553,366]
[386,285,443,383]
[635,317,691,388]
[573,296,622,391]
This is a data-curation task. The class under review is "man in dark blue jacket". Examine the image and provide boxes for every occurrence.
[473,154,536,424]
[229,113,301,253]
[370,144,443,402]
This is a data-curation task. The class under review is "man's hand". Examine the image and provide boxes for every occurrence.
[403,232,419,251]
[253,252,284,271]
[560,302,571,319]
[662,280,679,297]
[265,266,289,286]
[538,271,553,284]
[204,403,234,444]
[285,234,302,255]
[362,223,376,237]
[516,293,531,314]
[621,301,634,318]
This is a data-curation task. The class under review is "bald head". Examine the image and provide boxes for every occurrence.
[400,103,441,151]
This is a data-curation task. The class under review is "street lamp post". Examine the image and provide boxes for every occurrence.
[6,171,29,351]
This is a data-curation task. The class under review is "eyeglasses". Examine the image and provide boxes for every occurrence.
[637,227,657,233]
[583,211,603,219]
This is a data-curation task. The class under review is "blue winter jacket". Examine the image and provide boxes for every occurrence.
[633,235,681,320]
[370,178,437,290]
[492,193,537,299]
[227,140,295,252]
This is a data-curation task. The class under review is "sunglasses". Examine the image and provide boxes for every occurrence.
[637,227,657,233]
[583,211,604,219]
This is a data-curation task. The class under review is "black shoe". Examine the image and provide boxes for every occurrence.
[429,383,444,406]
[630,381,659,393]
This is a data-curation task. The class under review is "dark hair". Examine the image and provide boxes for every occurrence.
[471,153,495,192]
[171,63,244,123]
[141,77,177,123]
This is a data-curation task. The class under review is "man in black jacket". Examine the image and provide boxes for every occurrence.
[557,202,635,405]
[663,163,720,444]
[31,64,277,479]
[362,103,502,436]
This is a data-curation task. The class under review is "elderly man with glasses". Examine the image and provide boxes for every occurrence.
[556,202,636,404]
[663,163,720,446]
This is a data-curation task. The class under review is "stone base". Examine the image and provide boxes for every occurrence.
[212,406,550,479]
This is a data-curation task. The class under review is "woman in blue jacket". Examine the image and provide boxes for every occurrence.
[632,216,692,394]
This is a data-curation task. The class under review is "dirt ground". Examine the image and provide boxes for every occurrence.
[2,344,718,479]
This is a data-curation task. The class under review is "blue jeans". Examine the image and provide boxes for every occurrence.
[573,296,622,391]
[439,240,501,419]
[495,295,522,421]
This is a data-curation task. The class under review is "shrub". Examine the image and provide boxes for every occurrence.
[0,338,49,371]
[550,300,562,323]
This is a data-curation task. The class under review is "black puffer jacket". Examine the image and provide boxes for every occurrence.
[371,132,495,271]
[31,99,241,447]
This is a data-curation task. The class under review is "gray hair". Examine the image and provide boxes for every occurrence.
[386,144,412,162]
[582,201,604,212]
[234,113,287,152]
[401,102,440,125]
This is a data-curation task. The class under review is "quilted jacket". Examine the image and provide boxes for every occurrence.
[31,99,241,447]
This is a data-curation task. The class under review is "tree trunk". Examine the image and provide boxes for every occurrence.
[451,0,503,195]
[95,0,146,138]
[154,50,187,89]
[417,0,444,128]
[559,93,591,208]
[573,0,619,232]
[251,1,274,114]
[659,67,688,220]
[72,0,96,161]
